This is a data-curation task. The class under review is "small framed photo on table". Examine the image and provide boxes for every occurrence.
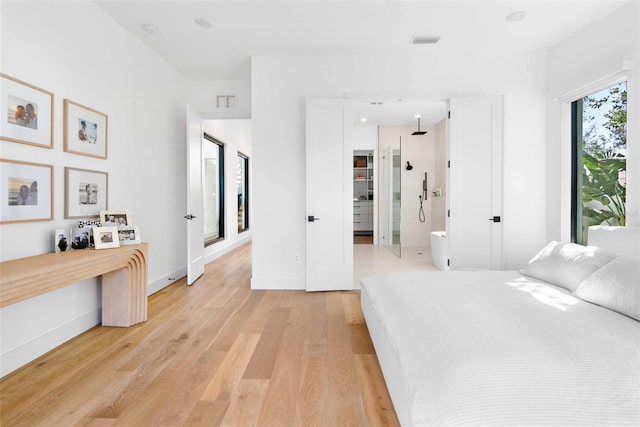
[94,226,120,250]
[0,73,54,148]
[63,99,108,159]
[65,167,108,218]
[100,210,131,227]
[117,225,141,245]
[0,159,53,224]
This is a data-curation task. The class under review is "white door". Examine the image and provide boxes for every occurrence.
[186,105,205,285]
[447,96,503,270]
[305,98,353,291]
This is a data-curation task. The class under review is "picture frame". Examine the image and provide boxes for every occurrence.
[0,159,53,224]
[69,227,92,250]
[0,74,54,148]
[63,99,108,159]
[93,226,120,250]
[117,225,141,245]
[100,209,131,227]
[54,228,70,252]
[65,167,108,218]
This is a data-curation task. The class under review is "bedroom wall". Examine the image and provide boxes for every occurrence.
[251,52,548,289]
[0,2,187,377]
[546,1,640,242]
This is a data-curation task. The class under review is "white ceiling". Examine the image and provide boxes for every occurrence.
[95,0,627,126]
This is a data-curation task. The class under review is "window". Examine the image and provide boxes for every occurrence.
[203,134,224,246]
[571,81,627,244]
[237,153,249,232]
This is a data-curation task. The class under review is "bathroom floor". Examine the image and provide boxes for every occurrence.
[353,244,437,288]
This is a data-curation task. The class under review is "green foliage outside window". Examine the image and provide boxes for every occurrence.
[581,82,627,230]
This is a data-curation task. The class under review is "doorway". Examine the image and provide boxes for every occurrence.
[353,150,374,245]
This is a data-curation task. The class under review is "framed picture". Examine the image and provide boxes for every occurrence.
[100,210,131,227]
[117,225,141,245]
[70,227,92,250]
[63,99,108,159]
[65,167,108,218]
[0,74,54,148]
[93,226,120,250]
[0,159,53,224]
[54,228,70,252]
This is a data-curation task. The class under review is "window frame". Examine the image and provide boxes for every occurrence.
[237,152,249,233]
[203,134,225,247]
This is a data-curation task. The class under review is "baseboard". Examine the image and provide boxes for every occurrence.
[251,276,305,290]
[148,267,187,295]
[1,308,101,378]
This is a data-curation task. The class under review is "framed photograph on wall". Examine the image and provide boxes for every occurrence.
[0,159,53,224]
[100,210,131,227]
[94,226,120,250]
[64,167,108,218]
[0,74,54,148]
[63,99,108,159]
[117,225,141,245]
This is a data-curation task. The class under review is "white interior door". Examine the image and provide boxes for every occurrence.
[186,105,205,285]
[305,97,353,291]
[447,96,503,270]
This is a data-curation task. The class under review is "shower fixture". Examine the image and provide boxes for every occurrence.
[412,115,427,135]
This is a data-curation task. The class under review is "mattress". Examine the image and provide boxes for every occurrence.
[361,270,640,426]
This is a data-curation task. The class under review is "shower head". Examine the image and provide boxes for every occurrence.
[411,116,427,135]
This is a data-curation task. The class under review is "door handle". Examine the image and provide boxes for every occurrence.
[184,214,197,220]
[307,215,320,222]
[488,216,501,223]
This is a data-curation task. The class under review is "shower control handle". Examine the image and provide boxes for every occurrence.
[488,216,501,223]
[307,215,320,222]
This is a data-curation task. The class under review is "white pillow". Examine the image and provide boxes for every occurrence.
[573,256,640,321]
[520,241,617,291]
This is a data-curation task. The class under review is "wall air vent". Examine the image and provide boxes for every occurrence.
[411,35,441,45]
[216,95,236,108]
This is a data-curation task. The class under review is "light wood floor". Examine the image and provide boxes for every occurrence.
[0,243,399,426]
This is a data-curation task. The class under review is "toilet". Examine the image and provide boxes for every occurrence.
[430,231,447,270]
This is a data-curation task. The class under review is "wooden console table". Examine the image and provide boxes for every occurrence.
[0,243,148,327]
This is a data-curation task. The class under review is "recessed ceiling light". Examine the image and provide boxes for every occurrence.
[411,35,441,45]
[141,23,159,34]
[360,117,368,123]
[194,17,212,28]
[505,11,527,22]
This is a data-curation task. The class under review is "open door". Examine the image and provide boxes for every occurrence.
[305,98,353,291]
[186,105,205,285]
[447,96,504,270]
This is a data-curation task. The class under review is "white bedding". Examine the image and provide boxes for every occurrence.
[361,270,640,426]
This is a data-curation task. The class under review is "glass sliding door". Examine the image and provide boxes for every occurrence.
[571,81,627,244]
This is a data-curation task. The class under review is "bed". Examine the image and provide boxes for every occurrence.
[361,226,640,426]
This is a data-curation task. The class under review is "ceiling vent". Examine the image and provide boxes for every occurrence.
[411,35,441,45]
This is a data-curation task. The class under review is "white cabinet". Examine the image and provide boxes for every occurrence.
[353,200,373,232]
